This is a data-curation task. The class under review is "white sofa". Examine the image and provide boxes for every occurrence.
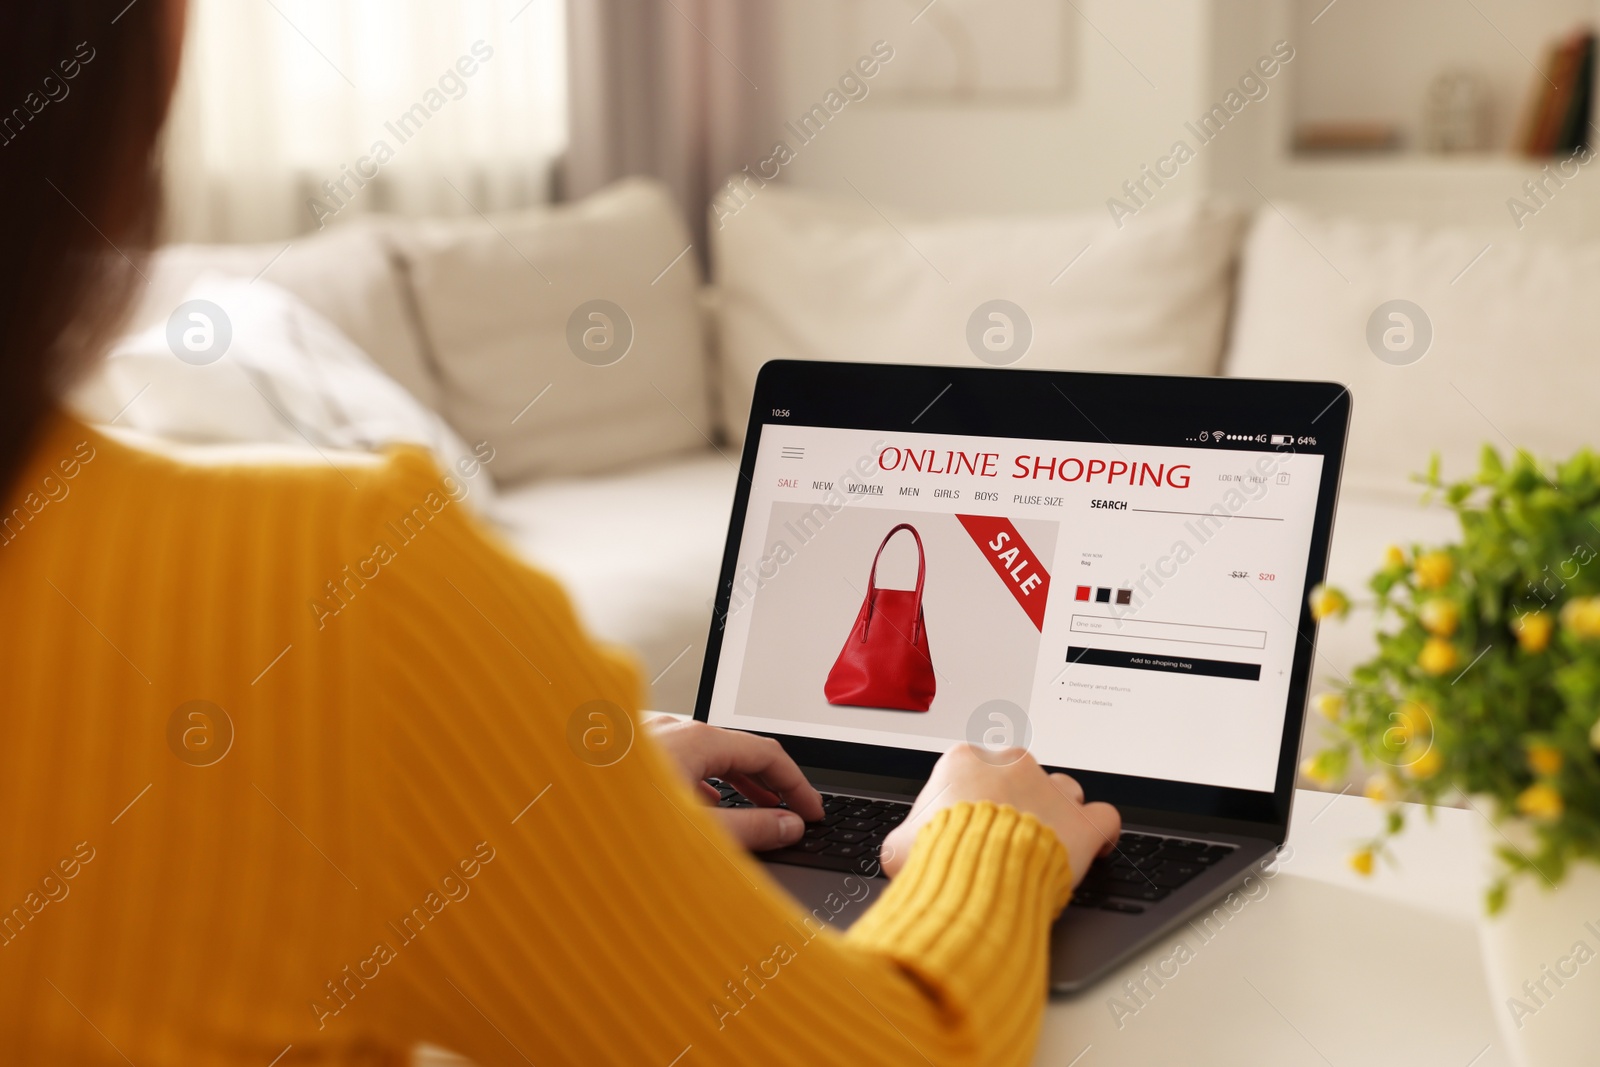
[77,179,1600,766]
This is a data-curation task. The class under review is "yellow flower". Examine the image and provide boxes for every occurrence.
[1309,585,1349,621]
[1399,699,1434,734]
[1384,716,1412,748]
[1363,775,1392,802]
[1514,612,1553,654]
[1349,849,1375,876]
[1561,596,1600,639]
[1516,783,1564,821]
[1300,754,1336,787]
[1404,746,1442,780]
[1418,637,1460,675]
[1312,692,1344,721]
[1382,701,1432,761]
[1418,599,1460,637]
[1414,552,1453,590]
[1527,743,1563,777]
[1384,544,1406,569]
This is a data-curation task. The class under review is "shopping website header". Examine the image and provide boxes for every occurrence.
[877,446,1192,488]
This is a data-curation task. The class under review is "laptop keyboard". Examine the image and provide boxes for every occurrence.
[716,783,909,877]
[713,782,1235,914]
[1071,832,1236,913]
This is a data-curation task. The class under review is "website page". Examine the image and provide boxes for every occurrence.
[705,424,1326,793]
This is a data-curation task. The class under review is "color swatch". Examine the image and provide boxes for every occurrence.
[1077,583,1132,606]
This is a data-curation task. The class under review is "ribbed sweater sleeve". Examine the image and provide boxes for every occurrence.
[352,449,1077,1067]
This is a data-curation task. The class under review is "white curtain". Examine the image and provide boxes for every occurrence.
[565,0,776,251]
[162,0,567,243]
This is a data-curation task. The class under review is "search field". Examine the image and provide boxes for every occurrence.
[1070,614,1268,650]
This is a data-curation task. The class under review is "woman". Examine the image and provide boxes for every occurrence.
[0,3,1120,1064]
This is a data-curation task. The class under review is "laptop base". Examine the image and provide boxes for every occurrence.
[759,801,1278,993]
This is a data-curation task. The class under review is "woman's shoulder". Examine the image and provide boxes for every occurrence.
[1,412,459,575]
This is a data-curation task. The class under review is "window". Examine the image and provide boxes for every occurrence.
[163,0,567,241]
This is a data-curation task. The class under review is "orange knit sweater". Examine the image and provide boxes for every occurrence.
[0,413,1073,1066]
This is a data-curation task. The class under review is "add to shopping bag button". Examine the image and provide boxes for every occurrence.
[1066,645,1261,681]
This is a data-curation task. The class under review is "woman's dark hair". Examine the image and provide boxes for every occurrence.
[0,2,177,494]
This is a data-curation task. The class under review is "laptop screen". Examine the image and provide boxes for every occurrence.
[704,421,1326,795]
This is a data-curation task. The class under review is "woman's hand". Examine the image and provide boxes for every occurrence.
[879,744,1120,885]
[646,717,825,852]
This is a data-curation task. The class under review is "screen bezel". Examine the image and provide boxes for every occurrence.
[693,361,1351,842]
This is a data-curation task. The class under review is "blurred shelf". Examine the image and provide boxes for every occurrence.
[1283,153,1569,176]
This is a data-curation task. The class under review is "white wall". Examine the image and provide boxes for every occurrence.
[1203,0,1600,236]
[1287,0,1591,153]
[769,0,1216,217]
[764,0,1600,238]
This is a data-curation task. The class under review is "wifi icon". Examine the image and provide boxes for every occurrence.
[1214,429,1227,442]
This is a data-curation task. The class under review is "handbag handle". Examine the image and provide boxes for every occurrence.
[863,523,926,641]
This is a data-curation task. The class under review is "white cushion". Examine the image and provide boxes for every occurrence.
[395,178,712,484]
[131,218,439,410]
[1223,208,1600,494]
[711,186,1246,444]
[491,451,737,713]
[71,275,496,511]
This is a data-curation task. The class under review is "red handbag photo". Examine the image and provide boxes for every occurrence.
[823,523,936,712]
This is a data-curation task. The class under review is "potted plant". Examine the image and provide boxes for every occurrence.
[1305,446,1600,1067]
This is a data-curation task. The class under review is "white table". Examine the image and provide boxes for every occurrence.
[1035,789,1505,1067]
[418,785,1504,1067]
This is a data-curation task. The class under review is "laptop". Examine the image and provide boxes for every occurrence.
[693,361,1350,992]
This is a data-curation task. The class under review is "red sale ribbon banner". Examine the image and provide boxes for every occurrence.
[955,514,1051,631]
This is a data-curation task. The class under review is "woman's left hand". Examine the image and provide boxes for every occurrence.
[646,717,825,852]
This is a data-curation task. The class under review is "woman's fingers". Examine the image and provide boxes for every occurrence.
[693,729,824,821]
[649,720,824,824]
[723,772,783,808]
[1061,799,1122,859]
[715,806,806,852]
[1049,772,1085,805]
[1081,801,1122,857]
